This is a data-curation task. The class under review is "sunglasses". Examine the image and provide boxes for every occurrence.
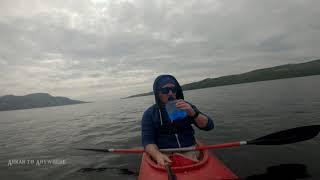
[159,87,177,94]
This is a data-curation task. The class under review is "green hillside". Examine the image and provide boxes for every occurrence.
[126,59,320,98]
[0,93,88,111]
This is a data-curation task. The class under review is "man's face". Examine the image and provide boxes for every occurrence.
[158,83,177,104]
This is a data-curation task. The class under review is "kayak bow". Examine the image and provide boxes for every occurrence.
[138,148,239,180]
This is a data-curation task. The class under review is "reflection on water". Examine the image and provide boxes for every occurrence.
[246,164,310,180]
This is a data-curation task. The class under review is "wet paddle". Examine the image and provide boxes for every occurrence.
[78,125,320,153]
[165,164,177,180]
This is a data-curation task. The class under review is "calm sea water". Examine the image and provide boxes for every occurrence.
[1,75,320,180]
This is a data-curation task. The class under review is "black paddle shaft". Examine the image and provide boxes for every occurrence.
[248,125,320,145]
[165,164,177,180]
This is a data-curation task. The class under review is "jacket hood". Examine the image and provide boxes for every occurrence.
[153,74,184,107]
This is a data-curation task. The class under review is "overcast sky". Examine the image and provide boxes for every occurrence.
[1,0,319,101]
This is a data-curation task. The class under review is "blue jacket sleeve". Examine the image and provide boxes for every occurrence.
[141,109,156,148]
[190,104,214,131]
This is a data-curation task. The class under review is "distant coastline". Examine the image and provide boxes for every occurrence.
[0,93,89,111]
[125,59,320,99]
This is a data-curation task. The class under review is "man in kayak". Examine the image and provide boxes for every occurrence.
[141,74,214,166]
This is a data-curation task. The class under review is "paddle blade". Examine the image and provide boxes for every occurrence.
[248,125,320,145]
[77,148,111,152]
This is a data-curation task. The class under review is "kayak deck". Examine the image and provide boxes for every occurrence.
[138,149,239,180]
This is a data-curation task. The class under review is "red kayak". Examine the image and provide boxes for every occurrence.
[138,149,239,180]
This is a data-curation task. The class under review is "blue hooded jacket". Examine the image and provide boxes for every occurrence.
[141,75,214,149]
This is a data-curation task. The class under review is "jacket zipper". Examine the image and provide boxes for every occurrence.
[175,133,181,148]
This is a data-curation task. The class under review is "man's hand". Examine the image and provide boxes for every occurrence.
[155,152,172,166]
[176,100,210,128]
[145,144,172,167]
[175,99,195,117]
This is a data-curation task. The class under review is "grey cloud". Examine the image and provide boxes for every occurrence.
[0,0,320,100]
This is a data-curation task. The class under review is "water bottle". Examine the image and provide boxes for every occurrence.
[165,97,187,121]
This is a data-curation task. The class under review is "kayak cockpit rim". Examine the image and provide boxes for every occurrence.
[145,149,210,172]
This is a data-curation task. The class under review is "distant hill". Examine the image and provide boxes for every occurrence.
[125,59,320,98]
[0,93,88,111]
